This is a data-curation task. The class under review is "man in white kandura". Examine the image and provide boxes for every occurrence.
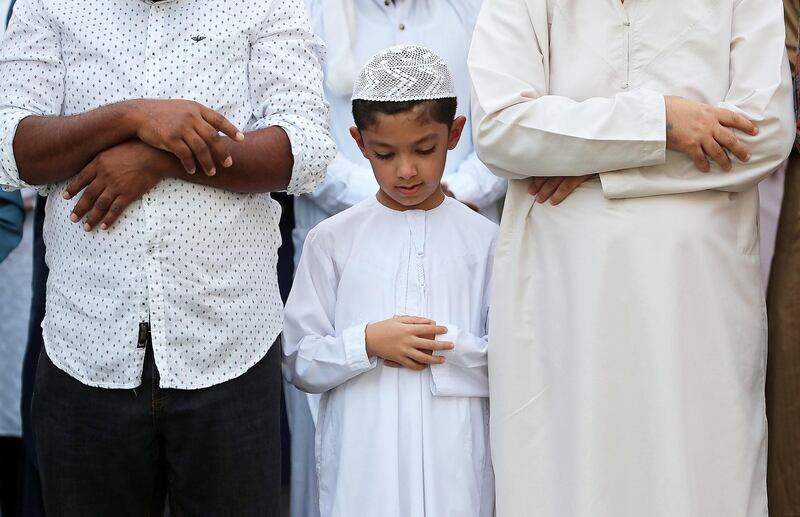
[468,0,794,516]
[287,2,506,515]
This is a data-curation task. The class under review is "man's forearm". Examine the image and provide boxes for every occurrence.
[14,102,139,185]
[165,126,293,193]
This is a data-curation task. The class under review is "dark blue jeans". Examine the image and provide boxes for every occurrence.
[31,341,282,517]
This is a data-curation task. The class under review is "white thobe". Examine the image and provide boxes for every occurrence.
[468,1,794,516]
[283,196,497,517]
[288,3,506,514]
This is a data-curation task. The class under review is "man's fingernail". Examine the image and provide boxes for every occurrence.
[208,168,216,176]
[223,157,233,167]
[752,127,759,135]
[100,223,108,230]
[188,168,196,175]
[236,132,245,141]
[70,213,79,222]
[83,223,91,232]
[63,191,70,199]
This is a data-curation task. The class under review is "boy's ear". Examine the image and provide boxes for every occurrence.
[349,127,368,158]
[447,116,467,151]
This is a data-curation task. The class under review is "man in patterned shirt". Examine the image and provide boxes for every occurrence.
[0,0,334,515]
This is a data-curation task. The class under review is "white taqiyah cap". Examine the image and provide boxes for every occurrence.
[351,44,456,103]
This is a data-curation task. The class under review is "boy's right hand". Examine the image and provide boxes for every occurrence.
[366,316,453,371]
[125,99,245,176]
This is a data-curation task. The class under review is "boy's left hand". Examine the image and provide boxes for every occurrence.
[64,141,177,231]
[528,174,597,205]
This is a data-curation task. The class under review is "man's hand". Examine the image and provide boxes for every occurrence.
[127,99,245,176]
[64,141,176,231]
[665,96,758,173]
[528,175,596,205]
[366,316,453,371]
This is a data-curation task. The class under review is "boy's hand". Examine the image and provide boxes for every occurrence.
[664,96,757,172]
[126,99,244,176]
[366,316,453,371]
[528,175,596,205]
[64,140,177,231]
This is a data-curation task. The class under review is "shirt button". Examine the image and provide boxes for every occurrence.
[398,23,406,31]
[621,83,630,89]
[384,0,390,4]
[623,20,631,26]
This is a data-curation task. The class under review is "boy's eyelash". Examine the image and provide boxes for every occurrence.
[373,147,435,160]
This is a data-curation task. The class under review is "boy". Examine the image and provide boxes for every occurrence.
[287,4,507,513]
[283,45,496,517]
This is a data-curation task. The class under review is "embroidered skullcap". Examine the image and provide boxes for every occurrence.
[351,44,456,102]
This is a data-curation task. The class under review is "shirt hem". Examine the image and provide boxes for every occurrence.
[43,332,280,390]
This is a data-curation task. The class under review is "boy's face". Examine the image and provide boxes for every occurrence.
[350,108,466,211]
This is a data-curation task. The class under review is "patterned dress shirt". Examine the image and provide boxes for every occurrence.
[0,0,335,389]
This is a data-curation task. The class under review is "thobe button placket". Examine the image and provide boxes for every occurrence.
[398,23,406,31]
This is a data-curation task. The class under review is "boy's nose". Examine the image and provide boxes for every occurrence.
[396,158,417,180]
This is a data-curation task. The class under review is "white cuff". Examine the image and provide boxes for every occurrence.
[342,322,375,371]
[433,323,459,359]
[429,323,458,396]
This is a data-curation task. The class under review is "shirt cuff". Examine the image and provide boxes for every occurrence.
[342,322,375,371]
[429,323,458,396]
[251,115,333,196]
[432,323,459,359]
[598,90,667,199]
[0,108,40,191]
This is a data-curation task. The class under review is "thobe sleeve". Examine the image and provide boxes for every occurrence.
[303,151,378,215]
[429,324,489,398]
[0,0,64,193]
[429,240,494,398]
[282,229,378,394]
[600,0,795,198]
[247,0,335,196]
[0,190,24,262]
[468,0,667,180]
[443,151,507,210]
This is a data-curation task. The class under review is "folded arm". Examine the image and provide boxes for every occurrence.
[600,0,794,198]
[469,0,793,198]
[468,0,666,180]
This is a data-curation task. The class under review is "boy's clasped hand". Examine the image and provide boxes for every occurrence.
[365,316,453,370]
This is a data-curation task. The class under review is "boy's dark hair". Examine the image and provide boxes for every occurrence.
[352,97,458,131]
